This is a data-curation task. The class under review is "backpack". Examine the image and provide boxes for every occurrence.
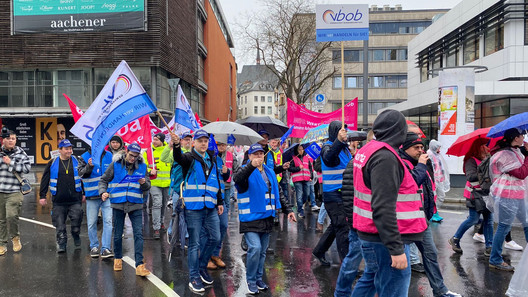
[476,156,492,195]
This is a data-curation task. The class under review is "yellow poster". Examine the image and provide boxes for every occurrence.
[36,118,57,164]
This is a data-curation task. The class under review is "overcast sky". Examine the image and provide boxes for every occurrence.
[218,0,463,69]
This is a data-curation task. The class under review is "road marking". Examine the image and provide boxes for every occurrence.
[21,217,180,297]
[439,210,465,215]
[20,217,55,229]
[122,256,180,297]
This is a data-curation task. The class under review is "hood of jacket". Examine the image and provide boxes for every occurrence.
[108,135,124,154]
[429,139,441,154]
[328,121,344,142]
[372,110,407,149]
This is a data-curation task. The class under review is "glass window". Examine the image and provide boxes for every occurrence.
[333,50,362,63]
[346,77,358,88]
[268,106,272,114]
[511,98,528,115]
[370,102,384,114]
[446,47,458,67]
[386,76,399,88]
[399,76,407,88]
[267,96,272,102]
[245,96,247,104]
[485,23,504,56]
[482,99,509,117]
[254,96,258,102]
[370,76,384,88]
[387,49,398,61]
[261,96,265,102]
[397,49,407,61]
[254,106,258,114]
[244,107,247,115]
[372,50,385,61]
[333,77,342,89]
[261,106,265,114]
[463,34,479,64]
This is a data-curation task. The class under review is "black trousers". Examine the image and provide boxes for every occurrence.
[313,201,349,260]
[51,203,83,246]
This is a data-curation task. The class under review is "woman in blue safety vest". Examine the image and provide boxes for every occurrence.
[234,143,297,295]
[98,142,151,277]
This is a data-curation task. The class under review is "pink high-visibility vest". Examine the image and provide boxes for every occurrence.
[292,155,311,182]
[490,150,525,199]
[353,140,427,235]
[402,159,437,213]
[225,151,233,183]
[464,157,482,199]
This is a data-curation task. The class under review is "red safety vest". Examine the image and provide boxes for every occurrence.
[225,151,233,183]
[353,140,427,235]
[292,155,311,182]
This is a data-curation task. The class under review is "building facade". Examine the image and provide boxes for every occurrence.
[237,65,279,119]
[0,0,235,165]
[388,0,528,139]
[316,6,448,128]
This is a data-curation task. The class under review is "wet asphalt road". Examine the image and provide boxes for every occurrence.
[0,190,525,297]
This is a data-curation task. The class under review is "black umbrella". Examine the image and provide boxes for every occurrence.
[236,116,289,139]
[348,130,368,142]
[282,142,311,163]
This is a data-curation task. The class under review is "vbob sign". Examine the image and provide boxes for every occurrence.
[316,4,369,42]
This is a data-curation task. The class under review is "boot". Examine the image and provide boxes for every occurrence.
[207,260,218,269]
[211,256,226,268]
[136,264,151,276]
[114,259,123,271]
[12,236,22,252]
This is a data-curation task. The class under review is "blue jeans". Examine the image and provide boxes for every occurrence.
[113,208,144,267]
[335,229,363,297]
[86,199,113,251]
[453,208,493,248]
[244,232,270,285]
[186,208,220,280]
[199,201,228,257]
[351,240,411,297]
[294,181,310,215]
[409,243,420,265]
[414,228,448,297]
[318,203,327,225]
[279,179,291,206]
[309,182,317,207]
[490,198,528,265]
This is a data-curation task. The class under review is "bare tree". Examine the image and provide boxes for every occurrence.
[239,0,336,104]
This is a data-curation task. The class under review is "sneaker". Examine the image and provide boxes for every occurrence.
[298,212,305,219]
[211,256,226,268]
[411,263,426,273]
[90,247,100,258]
[430,213,443,222]
[505,240,524,251]
[266,247,275,254]
[489,262,515,271]
[12,236,22,252]
[0,246,6,256]
[199,269,214,285]
[153,230,160,240]
[101,249,114,259]
[439,291,462,297]
[313,252,331,266]
[311,205,320,211]
[256,280,269,290]
[484,247,492,257]
[473,233,485,243]
[241,237,248,252]
[57,244,66,253]
[449,237,463,254]
[247,282,259,294]
[207,260,218,270]
[114,259,123,271]
[189,278,205,293]
[160,224,166,231]
[135,264,151,277]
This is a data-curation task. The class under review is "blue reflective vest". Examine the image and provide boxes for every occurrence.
[50,156,82,196]
[108,162,147,204]
[265,150,275,171]
[321,140,351,192]
[216,155,225,201]
[237,164,281,223]
[182,158,220,210]
[81,151,113,198]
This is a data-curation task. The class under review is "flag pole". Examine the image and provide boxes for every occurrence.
[341,40,345,129]
[156,111,173,133]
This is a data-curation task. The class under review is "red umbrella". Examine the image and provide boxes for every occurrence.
[406,120,426,138]
[446,128,491,156]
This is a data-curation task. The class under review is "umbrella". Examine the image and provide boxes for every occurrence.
[446,128,491,156]
[201,121,263,146]
[282,142,311,163]
[406,120,426,138]
[236,116,289,139]
[487,112,528,138]
[300,124,366,144]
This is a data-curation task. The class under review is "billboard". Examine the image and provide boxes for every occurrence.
[315,4,369,42]
[12,0,146,34]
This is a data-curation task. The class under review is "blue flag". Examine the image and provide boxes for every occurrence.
[305,142,321,160]
[175,85,201,131]
[227,134,236,145]
[208,134,219,156]
[280,125,294,145]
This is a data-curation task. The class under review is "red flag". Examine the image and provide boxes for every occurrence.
[115,115,155,166]
[195,113,203,128]
[63,93,84,122]
[216,117,220,122]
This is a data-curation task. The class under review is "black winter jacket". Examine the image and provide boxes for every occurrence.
[342,159,355,229]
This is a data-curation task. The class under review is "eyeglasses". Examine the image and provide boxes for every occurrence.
[128,153,140,159]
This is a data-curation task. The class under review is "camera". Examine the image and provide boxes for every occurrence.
[1,126,9,139]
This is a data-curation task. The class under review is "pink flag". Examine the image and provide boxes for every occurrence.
[116,115,155,166]
[195,113,203,128]
[287,98,358,138]
[63,93,84,122]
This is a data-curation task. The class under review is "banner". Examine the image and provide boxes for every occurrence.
[64,94,84,122]
[287,98,358,138]
[174,85,200,131]
[12,0,145,34]
[70,60,157,167]
[315,4,369,42]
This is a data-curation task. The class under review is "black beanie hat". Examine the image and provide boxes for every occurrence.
[401,132,424,151]
[154,133,166,142]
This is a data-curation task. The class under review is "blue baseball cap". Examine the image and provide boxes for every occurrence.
[248,143,265,155]
[181,132,192,139]
[127,142,142,153]
[193,130,209,140]
[58,139,72,148]
[258,129,270,137]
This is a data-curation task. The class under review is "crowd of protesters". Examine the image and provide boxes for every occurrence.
[1,107,528,296]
